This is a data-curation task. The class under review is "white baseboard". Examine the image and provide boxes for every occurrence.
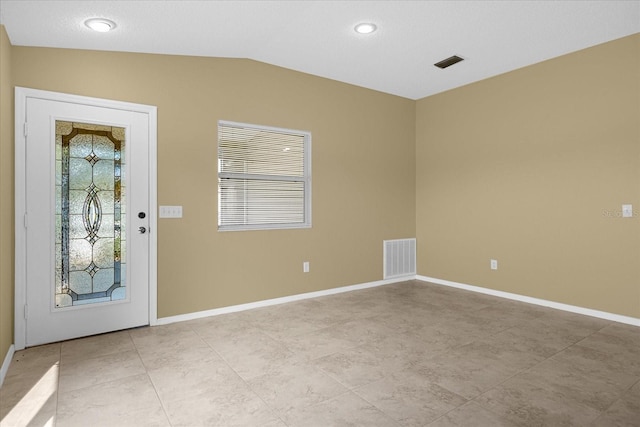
[417,275,640,327]
[156,274,639,328]
[156,276,414,326]
[0,344,15,388]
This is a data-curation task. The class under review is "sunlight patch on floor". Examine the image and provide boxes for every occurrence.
[1,363,58,426]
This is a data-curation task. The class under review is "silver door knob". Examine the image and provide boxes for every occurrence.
[139,226,147,234]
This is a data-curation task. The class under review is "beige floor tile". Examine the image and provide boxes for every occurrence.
[357,326,454,371]
[56,373,170,427]
[148,353,243,402]
[592,392,640,427]
[314,343,406,389]
[310,295,379,322]
[0,392,57,427]
[0,360,60,413]
[413,283,495,313]
[548,344,639,391]
[537,309,611,337]
[139,339,220,371]
[403,321,482,354]
[574,325,640,376]
[0,361,58,427]
[60,330,134,363]
[247,361,349,415]
[161,382,279,427]
[354,369,468,426]
[409,349,524,400]
[282,391,399,427]
[448,335,546,371]
[248,299,351,340]
[427,401,517,427]
[441,309,523,337]
[479,298,552,322]
[488,322,579,359]
[262,419,288,427]
[329,315,411,347]
[58,349,146,394]
[2,280,638,426]
[413,312,501,346]
[206,330,299,380]
[187,312,259,342]
[517,357,632,412]
[475,374,604,426]
[629,379,640,398]
[3,344,60,384]
[598,322,640,344]
[130,323,203,352]
[275,325,358,361]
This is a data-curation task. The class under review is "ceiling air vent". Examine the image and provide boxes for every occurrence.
[434,55,464,69]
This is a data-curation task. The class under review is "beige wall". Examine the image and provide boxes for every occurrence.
[0,25,14,364]
[416,34,640,318]
[11,46,416,318]
[1,30,638,365]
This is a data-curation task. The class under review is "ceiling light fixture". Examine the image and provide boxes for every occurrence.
[85,18,116,33]
[354,23,377,34]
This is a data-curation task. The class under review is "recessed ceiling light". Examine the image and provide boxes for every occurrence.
[85,18,116,33]
[354,23,377,34]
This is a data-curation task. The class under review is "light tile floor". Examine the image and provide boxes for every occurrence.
[1,280,639,426]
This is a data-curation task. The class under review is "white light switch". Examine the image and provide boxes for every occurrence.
[159,205,183,218]
[303,261,310,273]
[622,204,633,218]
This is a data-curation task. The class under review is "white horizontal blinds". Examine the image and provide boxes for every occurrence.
[218,121,310,230]
[219,179,305,225]
[219,126,304,177]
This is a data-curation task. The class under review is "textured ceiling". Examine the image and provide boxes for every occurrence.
[1,0,638,99]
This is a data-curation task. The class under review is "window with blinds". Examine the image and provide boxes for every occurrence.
[217,121,311,231]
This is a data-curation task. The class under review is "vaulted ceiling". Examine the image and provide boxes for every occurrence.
[1,1,638,99]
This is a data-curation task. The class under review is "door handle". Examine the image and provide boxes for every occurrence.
[139,226,147,234]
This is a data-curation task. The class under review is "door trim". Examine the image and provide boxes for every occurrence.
[14,87,158,350]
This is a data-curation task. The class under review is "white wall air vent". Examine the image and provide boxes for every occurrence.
[383,238,416,279]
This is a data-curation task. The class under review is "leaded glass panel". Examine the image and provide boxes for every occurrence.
[55,121,126,308]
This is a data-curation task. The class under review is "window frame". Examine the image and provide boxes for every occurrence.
[217,120,312,232]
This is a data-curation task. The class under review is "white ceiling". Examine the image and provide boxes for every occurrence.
[1,0,638,100]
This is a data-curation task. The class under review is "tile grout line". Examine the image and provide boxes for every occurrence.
[197,326,289,426]
[466,319,616,424]
[129,329,175,427]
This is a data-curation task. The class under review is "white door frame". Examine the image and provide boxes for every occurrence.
[14,87,158,350]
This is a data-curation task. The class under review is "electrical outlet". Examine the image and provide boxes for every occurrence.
[490,259,498,270]
[622,204,633,218]
[303,261,310,273]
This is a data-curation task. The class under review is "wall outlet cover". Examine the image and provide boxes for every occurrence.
[159,205,183,218]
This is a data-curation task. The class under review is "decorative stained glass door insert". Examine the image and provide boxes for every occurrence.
[55,121,126,308]
[21,90,152,347]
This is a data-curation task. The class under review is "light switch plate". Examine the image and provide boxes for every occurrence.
[159,205,183,218]
[622,204,633,218]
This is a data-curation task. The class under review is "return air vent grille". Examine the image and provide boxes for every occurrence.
[383,238,416,279]
[434,55,464,69]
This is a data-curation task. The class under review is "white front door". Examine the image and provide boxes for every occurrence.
[18,89,156,347]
